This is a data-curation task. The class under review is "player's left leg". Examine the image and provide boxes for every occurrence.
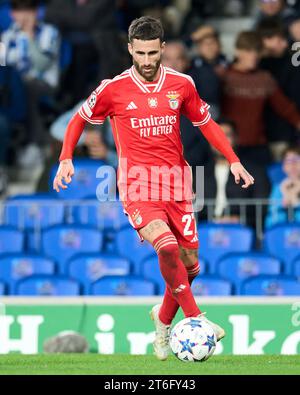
[159,200,226,341]
[159,245,225,342]
[138,219,201,360]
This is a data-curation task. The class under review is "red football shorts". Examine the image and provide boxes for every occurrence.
[123,200,199,249]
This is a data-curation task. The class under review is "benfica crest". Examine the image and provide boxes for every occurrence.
[166,91,180,110]
[148,97,158,108]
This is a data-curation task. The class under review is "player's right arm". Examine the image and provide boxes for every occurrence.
[53,112,85,192]
[53,80,112,192]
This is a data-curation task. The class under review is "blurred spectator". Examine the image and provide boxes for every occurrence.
[2,0,61,168]
[258,18,289,59]
[286,13,300,41]
[265,145,300,227]
[191,25,228,68]
[258,19,300,160]
[254,0,296,27]
[162,40,190,73]
[189,25,226,118]
[0,66,26,195]
[220,31,300,165]
[45,0,129,104]
[36,102,117,191]
[199,119,270,227]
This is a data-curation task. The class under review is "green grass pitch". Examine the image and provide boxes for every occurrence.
[0,355,299,375]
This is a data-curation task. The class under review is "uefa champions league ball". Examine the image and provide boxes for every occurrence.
[169,317,217,362]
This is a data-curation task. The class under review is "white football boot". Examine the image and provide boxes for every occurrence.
[198,312,226,341]
[150,304,171,361]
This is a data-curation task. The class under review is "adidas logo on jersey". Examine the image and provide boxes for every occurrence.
[126,102,138,110]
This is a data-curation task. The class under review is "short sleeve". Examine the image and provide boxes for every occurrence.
[78,79,112,124]
[181,78,211,127]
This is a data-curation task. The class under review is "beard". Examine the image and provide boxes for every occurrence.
[133,58,161,81]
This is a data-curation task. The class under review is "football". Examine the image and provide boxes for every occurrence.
[169,317,217,362]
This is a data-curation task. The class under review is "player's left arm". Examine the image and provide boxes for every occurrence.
[201,118,254,189]
[181,78,254,189]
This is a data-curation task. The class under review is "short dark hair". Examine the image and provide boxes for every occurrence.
[257,18,286,39]
[235,31,263,52]
[128,16,164,43]
[11,0,39,10]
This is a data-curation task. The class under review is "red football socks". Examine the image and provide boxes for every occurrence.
[187,262,201,282]
[153,232,200,324]
[159,262,201,325]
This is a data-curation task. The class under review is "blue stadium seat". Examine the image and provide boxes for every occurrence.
[141,254,208,295]
[267,162,285,185]
[191,276,232,296]
[264,223,300,274]
[72,199,128,230]
[291,255,300,277]
[0,254,56,294]
[0,1,12,31]
[217,252,281,294]
[0,227,24,254]
[0,281,5,295]
[26,229,43,252]
[66,253,130,294]
[141,255,164,294]
[198,223,254,273]
[49,159,113,200]
[41,225,103,270]
[115,226,154,274]
[4,194,65,229]
[91,275,155,296]
[241,275,300,296]
[16,275,81,296]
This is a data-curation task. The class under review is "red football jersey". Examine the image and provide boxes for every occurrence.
[78,65,211,203]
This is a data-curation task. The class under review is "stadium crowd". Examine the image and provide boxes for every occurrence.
[1,0,300,229]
